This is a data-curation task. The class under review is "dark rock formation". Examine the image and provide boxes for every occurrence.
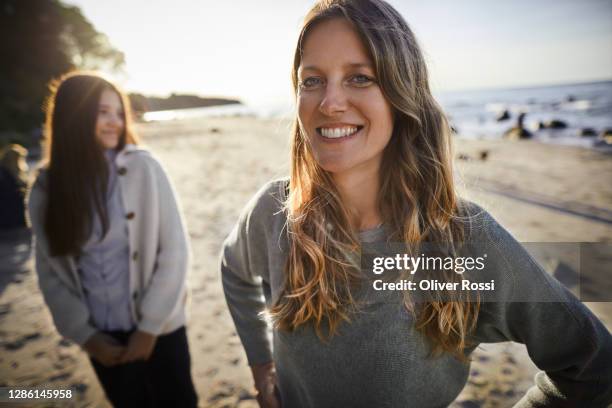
[579,128,597,137]
[538,119,568,130]
[504,112,532,140]
[496,110,510,121]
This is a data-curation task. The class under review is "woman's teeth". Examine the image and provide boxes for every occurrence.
[320,126,359,139]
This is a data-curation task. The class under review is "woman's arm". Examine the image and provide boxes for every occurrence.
[27,184,98,346]
[219,185,275,366]
[220,181,287,406]
[468,205,612,407]
[136,158,190,335]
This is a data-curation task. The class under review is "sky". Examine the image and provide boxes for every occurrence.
[66,0,612,107]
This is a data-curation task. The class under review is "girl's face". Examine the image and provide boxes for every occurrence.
[297,18,394,176]
[95,89,124,150]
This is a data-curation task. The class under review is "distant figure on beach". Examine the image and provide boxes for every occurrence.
[220,1,612,407]
[27,72,197,407]
[0,144,29,229]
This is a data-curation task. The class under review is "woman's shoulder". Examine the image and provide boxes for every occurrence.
[224,178,288,250]
[241,178,288,223]
[27,169,50,227]
[456,198,489,221]
[118,144,173,179]
[455,198,508,243]
[118,144,155,165]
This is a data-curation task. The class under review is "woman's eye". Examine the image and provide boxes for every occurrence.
[98,109,123,120]
[300,77,323,90]
[349,74,374,86]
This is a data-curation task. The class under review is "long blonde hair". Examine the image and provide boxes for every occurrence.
[269,0,479,360]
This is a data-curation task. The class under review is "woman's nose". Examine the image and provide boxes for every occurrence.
[318,83,348,116]
[110,113,123,126]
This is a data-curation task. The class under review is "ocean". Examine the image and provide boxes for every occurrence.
[436,80,612,150]
[143,80,612,150]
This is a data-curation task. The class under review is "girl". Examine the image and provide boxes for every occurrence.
[220,1,612,407]
[28,72,198,407]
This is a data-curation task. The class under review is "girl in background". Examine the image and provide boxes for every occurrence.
[28,72,198,407]
[220,1,612,407]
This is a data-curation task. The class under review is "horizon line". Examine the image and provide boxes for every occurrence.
[129,77,612,101]
[437,77,612,95]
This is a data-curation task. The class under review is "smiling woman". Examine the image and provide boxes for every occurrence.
[220,1,612,407]
[28,72,198,407]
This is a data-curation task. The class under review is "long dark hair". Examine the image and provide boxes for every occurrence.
[42,71,138,256]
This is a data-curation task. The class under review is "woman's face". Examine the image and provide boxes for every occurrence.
[95,89,125,150]
[297,18,394,176]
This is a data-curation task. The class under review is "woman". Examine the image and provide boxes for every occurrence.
[28,72,198,407]
[220,1,612,407]
[0,144,29,229]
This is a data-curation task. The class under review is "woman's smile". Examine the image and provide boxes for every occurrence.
[317,123,364,142]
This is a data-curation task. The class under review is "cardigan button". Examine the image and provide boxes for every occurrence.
[118,167,127,175]
[132,251,139,261]
[126,212,135,220]
[132,291,138,300]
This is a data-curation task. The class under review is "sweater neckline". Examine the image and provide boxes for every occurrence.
[358,224,386,243]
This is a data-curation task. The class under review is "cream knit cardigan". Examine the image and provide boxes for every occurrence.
[28,144,190,345]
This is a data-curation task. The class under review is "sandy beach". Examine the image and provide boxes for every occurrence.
[1,116,611,407]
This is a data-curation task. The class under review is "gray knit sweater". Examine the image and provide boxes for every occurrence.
[220,179,612,407]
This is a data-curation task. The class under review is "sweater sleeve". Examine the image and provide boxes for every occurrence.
[220,180,285,366]
[27,182,97,346]
[465,204,612,407]
[137,157,190,335]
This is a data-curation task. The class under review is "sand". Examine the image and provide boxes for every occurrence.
[0,116,610,407]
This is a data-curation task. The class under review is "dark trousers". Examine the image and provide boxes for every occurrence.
[90,326,198,408]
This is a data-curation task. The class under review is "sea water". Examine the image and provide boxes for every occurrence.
[435,80,612,149]
[142,80,612,150]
